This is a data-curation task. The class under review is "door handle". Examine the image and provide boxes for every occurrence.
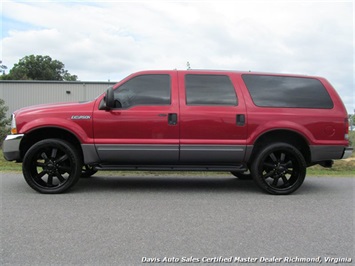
[168,113,178,125]
[236,114,245,126]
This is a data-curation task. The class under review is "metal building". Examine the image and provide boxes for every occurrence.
[0,80,115,117]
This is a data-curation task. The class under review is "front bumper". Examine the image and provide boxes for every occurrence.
[2,134,24,161]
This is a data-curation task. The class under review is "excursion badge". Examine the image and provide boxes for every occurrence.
[71,115,91,120]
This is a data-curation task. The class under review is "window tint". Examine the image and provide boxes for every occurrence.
[185,75,237,106]
[114,74,170,108]
[242,75,333,108]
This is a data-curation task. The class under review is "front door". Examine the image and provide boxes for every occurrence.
[93,72,179,164]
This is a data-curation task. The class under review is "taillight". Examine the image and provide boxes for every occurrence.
[344,117,349,140]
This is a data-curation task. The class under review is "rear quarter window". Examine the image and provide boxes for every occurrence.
[242,75,333,108]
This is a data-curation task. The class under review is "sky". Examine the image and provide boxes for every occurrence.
[0,0,354,113]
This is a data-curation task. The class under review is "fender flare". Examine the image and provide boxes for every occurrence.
[20,117,93,143]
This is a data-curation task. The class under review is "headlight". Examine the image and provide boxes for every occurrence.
[10,114,17,135]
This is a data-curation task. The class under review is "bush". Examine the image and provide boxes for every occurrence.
[0,98,11,146]
[349,131,355,149]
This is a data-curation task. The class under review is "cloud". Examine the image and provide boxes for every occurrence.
[1,0,353,112]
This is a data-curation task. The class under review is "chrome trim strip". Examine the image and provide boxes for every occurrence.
[181,145,244,151]
[181,146,244,151]
[97,145,178,151]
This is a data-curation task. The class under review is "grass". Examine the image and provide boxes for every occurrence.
[307,131,355,176]
[0,149,23,171]
[307,159,354,176]
[1,132,354,176]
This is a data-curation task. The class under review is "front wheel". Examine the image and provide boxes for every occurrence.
[22,139,82,194]
[251,143,306,195]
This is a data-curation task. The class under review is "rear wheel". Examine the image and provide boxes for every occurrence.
[251,143,306,195]
[22,139,82,193]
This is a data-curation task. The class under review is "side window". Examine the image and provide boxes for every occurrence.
[185,74,238,106]
[114,74,171,108]
[242,74,334,108]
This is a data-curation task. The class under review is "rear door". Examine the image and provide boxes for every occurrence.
[178,71,247,164]
[93,71,179,164]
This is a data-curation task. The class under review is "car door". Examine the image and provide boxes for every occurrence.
[178,71,247,164]
[93,71,179,164]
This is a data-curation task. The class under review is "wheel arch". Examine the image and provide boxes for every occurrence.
[250,129,311,165]
[19,127,83,161]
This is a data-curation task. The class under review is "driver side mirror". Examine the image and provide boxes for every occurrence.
[99,87,115,110]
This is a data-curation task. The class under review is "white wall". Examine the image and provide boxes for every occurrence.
[0,81,115,117]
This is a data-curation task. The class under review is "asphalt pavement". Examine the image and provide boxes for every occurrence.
[1,172,354,265]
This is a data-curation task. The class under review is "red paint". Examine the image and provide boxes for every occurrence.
[13,70,350,148]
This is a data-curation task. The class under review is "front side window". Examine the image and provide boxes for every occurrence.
[185,74,237,106]
[114,74,171,108]
[242,74,333,108]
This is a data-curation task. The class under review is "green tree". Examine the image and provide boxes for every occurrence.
[349,114,355,129]
[0,55,78,81]
[0,60,8,75]
[0,99,11,146]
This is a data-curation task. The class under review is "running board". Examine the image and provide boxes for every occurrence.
[94,164,247,172]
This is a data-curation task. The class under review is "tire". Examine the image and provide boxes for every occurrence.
[81,164,98,178]
[251,143,306,195]
[231,170,252,180]
[22,139,82,194]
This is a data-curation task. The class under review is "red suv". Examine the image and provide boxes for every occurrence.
[3,70,353,194]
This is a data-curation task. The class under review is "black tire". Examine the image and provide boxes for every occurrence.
[22,139,82,194]
[81,164,98,178]
[251,143,306,195]
[231,170,252,180]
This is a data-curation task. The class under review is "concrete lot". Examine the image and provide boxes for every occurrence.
[1,173,354,265]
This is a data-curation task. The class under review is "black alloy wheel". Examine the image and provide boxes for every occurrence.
[251,143,306,195]
[22,139,82,193]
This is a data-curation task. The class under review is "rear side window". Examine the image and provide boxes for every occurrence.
[242,75,333,108]
[114,74,170,108]
[185,74,237,106]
